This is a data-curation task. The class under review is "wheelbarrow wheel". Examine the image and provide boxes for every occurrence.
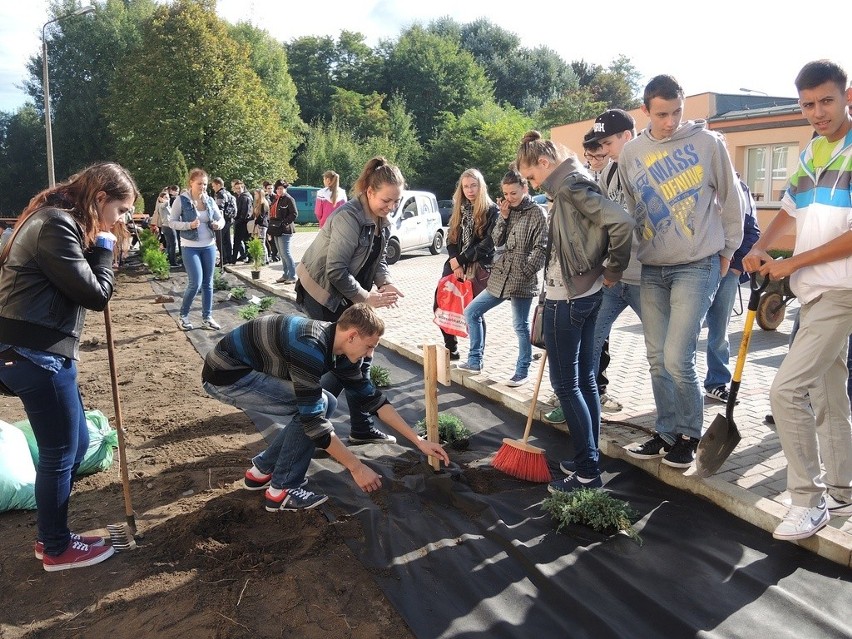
[756,292,785,330]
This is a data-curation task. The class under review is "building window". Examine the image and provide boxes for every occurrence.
[744,143,799,204]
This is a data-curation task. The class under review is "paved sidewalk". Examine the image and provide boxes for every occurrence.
[226,231,852,567]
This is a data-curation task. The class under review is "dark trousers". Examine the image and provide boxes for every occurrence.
[266,232,279,260]
[232,221,250,262]
[218,219,233,265]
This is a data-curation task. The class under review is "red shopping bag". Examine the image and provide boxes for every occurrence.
[433,274,474,337]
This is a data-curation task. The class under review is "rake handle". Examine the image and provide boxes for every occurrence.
[104,303,136,529]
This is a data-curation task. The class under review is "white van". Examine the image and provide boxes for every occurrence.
[385,190,445,264]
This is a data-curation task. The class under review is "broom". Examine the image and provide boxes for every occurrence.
[492,352,552,482]
[103,302,138,551]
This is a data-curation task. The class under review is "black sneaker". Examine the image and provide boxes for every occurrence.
[448,349,460,361]
[348,427,397,445]
[626,434,672,459]
[265,486,328,512]
[662,434,700,468]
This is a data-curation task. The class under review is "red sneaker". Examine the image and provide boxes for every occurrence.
[34,533,105,560]
[42,540,114,572]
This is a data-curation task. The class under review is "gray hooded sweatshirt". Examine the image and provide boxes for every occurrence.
[617,120,744,266]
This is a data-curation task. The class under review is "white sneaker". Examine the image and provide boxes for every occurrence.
[772,500,829,540]
[600,393,622,413]
[825,494,852,517]
[202,317,221,330]
[179,316,193,331]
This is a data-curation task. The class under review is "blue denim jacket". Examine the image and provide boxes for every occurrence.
[176,193,222,241]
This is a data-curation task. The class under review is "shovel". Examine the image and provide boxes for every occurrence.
[695,273,768,478]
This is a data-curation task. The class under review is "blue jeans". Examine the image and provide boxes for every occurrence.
[180,243,217,319]
[203,372,337,489]
[0,353,88,556]
[641,256,721,442]
[276,234,296,279]
[464,290,533,377]
[544,292,603,478]
[162,226,178,266]
[704,270,741,390]
[592,281,642,380]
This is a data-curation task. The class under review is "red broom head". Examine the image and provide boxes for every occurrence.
[492,438,552,483]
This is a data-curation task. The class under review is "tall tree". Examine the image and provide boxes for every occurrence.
[381,25,493,143]
[106,0,297,201]
[534,86,608,131]
[0,105,47,214]
[228,21,303,134]
[24,0,156,181]
[420,101,533,199]
[285,35,337,124]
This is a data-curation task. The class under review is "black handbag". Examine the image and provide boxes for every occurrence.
[267,217,287,236]
[529,212,553,349]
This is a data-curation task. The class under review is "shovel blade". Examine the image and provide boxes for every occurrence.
[695,414,742,478]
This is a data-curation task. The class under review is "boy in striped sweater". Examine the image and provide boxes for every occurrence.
[202,303,448,512]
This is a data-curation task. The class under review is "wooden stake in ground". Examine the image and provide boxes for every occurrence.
[423,344,450,471]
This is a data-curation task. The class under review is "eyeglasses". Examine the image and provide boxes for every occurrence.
[583,151,608,162]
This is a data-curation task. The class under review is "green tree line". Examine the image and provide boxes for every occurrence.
[0,0,641,215]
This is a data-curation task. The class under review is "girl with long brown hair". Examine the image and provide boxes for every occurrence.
[0,162,139,571]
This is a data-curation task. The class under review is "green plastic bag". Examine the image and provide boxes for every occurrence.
[0,420,37,511]
[12,409,117,477]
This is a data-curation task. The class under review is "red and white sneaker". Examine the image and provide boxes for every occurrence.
[34,533,105,560]
[42,540,114,572]
[244,467,273,491]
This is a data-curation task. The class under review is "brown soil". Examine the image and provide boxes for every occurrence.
[0,263,416,639]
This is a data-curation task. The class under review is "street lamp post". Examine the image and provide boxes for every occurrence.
[42,5,94,187]
[739,87,769,96]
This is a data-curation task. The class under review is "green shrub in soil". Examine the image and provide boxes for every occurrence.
[229,287,247,301]
[258,296,275,311]
[542,488,641,543]
[213,270,230,291]
[238,305,260,321]
[143,249,170,280]
[414,413,471,444]
[370,365,391,387]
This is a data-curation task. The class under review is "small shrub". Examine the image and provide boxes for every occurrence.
[542,488,641,543]
[247,237,265,270]
[414,413,471,444]
[370,365,391,387]
[144,250,170,280]
[213,270,230,291]
[258,296,275,311]
[238,305,260,321]
[229,287,247,301]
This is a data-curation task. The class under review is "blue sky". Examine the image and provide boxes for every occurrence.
[2,1,850,113]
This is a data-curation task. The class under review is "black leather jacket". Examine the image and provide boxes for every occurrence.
[0,207,115,359]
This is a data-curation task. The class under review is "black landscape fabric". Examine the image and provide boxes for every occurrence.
[163,271,852,639]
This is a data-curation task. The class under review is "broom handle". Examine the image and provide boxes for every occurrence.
[521,351,548,444]
[104,303,135,522]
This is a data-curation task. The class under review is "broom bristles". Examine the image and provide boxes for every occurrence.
[493,439,552,483]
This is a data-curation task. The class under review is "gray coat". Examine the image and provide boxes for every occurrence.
[296,195,393,313]
[542,157,633,297]
[486,196,547,299]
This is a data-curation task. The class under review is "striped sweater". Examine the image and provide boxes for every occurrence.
[783,128,852,304]
[202,313,387,445]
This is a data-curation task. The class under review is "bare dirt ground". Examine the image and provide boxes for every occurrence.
[0,262,415,639]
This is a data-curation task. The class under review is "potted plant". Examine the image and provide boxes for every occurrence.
[247,237,265,280]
